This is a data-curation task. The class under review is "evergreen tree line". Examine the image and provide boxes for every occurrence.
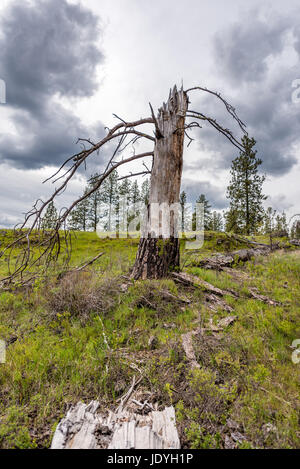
[41,172,150,232]
[41,135,299,238]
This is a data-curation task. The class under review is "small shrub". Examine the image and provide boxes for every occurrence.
[46,272,120,322]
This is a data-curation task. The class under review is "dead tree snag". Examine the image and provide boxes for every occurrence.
[2,84,247,285]
[132,86,188,279]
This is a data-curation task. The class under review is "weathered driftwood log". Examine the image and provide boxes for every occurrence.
[51,401,180,449]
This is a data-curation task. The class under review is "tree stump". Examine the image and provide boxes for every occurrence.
[50,401,180,449]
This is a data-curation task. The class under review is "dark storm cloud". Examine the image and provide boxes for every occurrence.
[0,104,106,169]
[213,11,289,85]
[188,10,300,177]
[0,0,105,169]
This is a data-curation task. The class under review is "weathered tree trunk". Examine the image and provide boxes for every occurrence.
[132,86,188,279]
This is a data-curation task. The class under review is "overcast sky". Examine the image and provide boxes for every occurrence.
[0,0,299,228]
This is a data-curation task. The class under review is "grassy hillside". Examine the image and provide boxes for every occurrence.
[0,230,299,449]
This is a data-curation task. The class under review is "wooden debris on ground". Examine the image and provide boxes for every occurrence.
[159,290,191,305]
[290,239,300,247]
[172,272,280,308]
[172,272,237,298]
[136,289,190,310]
[181,328,201,369]
[73,252,104,272]
[181,315,237,366]
[224,233,271,249]
[209,316,237,332]
[217,315,237,328]
[204,293,234,313]
[195,247,270,271]
[222,267,251,282]
[247,288,281,306]
[51,400,180,449]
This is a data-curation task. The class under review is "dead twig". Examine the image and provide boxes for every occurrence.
[74,252,104,272]
[116,375,143,413]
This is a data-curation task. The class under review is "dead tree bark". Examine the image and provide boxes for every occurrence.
[131,86,188,279]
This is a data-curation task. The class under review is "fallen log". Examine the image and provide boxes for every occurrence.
[181,329,201,369]
[196,247,270,271]
[172,272,280,307]
[290,239,300,247]
[159,289,191,304]
[51,401,180,449]
[204,293,234,313]
[172,272,238,298]
[181,316,237,366]
[248,288,281,306]
[225,233,270,249]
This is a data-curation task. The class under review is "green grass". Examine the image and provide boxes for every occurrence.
[0,230,299,448]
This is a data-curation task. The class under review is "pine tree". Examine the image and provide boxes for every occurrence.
[87,173,103,232]
[68,188,90,231]
[117,179,132,232]
[41,200,58,230]
[131,180,141,209]
[210,211,223,232]
[274,211,288,237]
[100,170,119,232]
[129,180,141,231]
[180,191,187,233]
[291,220,300,239]
[141,178,150,206]
[264,207,276,234]
[224,208,240,233]
[192,194,211,231]
[264,207,277,248]
[227,136,267,235]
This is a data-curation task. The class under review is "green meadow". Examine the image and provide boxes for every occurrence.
[0,230,299,449]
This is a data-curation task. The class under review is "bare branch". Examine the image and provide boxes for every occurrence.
[118,171,151,181]
[74,252,104,272]
[187,111,245,152]
[185,85,247,135]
